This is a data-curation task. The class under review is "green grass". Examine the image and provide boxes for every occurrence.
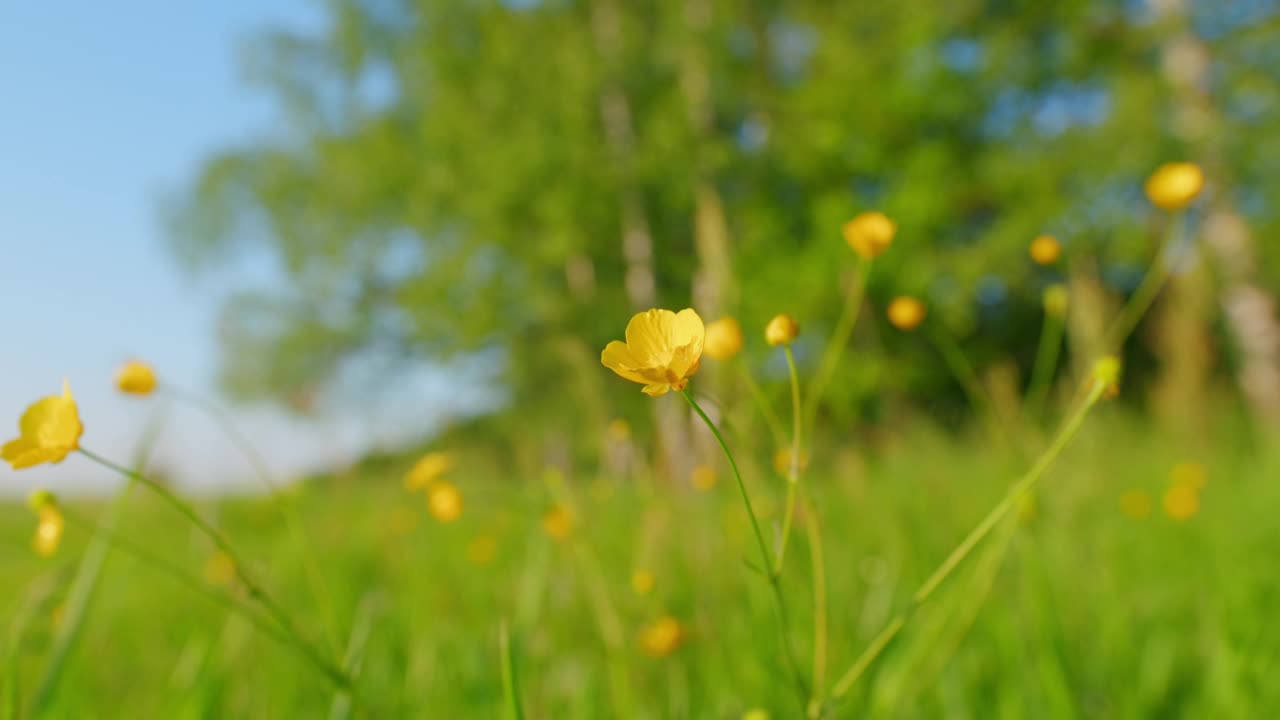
[3,410,1278,718]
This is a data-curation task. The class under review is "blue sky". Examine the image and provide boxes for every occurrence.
[0,2,478,494]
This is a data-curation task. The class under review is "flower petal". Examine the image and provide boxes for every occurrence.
[641,383,672,397]
[602,341,653,384]
[624,309,679,366]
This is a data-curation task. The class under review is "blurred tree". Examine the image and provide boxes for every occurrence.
[170,0,1280,436]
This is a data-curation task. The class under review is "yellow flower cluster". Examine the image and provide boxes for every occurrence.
[404,451,463,522]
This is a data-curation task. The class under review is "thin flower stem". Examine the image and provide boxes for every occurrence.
[802,489,829,720]
[1026,310,1066,423]
[804,260,871,426]
[773,347,803,576]
[31,406,168,714]
[76,448,351,691]
[737,362,788,449]
[57,507,289,647]
[500,619,525,720]
[680,389,809,705]
[1104,211,1186,352]
[163,385,341,656]
[926,322,1009,448]
[826,379,1107,706]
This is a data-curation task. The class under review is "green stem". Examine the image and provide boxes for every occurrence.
[1026,310,1066,423]
[57,508,288,648]
[737,362,788,450]
[500,620,525,720]
[1104,211,1186,352]
[30,406,168,714]
[804,260,871,426]
[165,386,341,656]
[773,347,803,575]
[76,448,351,691]
[827,379,1107,705]
[926,322,1009,448]
[802,489,829,719]
[680,389,809,705]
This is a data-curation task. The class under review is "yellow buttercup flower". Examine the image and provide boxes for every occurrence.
[886,296,927,331]
[606,418,631,442]
[1092,356,1122,397]
[638,615,685,657]
[1170,461,1207,490]
[543,504,574,541]
[1029,235,1062,265]
[1145,162,1205,211]
[204,551,237,586]
[690,464,718,492]
[703,317,744,361]
[115,360,158,396]
[772,447,810,475]
[1163,483,1200,521]
[1042,284,1069,318]
[602,308,706,397]
[2,381,83,470]
[764,314,799,347]
[1119,489,1153,519]
[631,569,655,595]
[842,211,896,260]
[31,501,64,558]
[427,481,463,522]
[404,451,455,491]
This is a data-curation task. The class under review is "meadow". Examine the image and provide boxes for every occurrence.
[4,371,1278,717]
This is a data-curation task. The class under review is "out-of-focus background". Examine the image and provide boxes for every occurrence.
[3,1,1280,717]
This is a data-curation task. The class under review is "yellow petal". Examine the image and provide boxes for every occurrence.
[601,341,652,384]
[641,383,672,397]
[624,309,680,365]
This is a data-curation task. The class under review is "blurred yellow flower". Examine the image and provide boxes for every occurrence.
[1119,489,1153,519]
[886,296,927,331]
[691,464,718,492]
[32,506,64,558]
[427,481,463,522]
[467,535,498,566]
[2,381,83,470]
[1163,483,1200,521]
[606,418,631,441]
[602,308,705,397]
[842,211,896,260]
[772,447,810,475]
[1043,284,1069,318]
[404,451,455,491]
[631,569,655,595]
[204,551,237,586]
[1170,461,1207,490]
[703,317,745,361]
[638,615,684,657]
[764,314,799,347]
[1029,235,1062,265]
[115,360,158,396]
[543,504,574,541]
[1145,162,1205,211]
[742,710,770,720]
[1092,356,1122,397]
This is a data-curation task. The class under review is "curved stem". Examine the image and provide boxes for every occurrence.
[1104,211,1186,352]
[1025,310,1066,423]
[802,489,829,719]
[680,389,809,705]
[827,379,1107,706]
[926,322,1009,448]
[76,448,350,691]
[737,362,788,449]
[773,347,803,575]
[804,260,871,426]
[500,620,525,720]
[58,507,288,647]
[163,385,341,655]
